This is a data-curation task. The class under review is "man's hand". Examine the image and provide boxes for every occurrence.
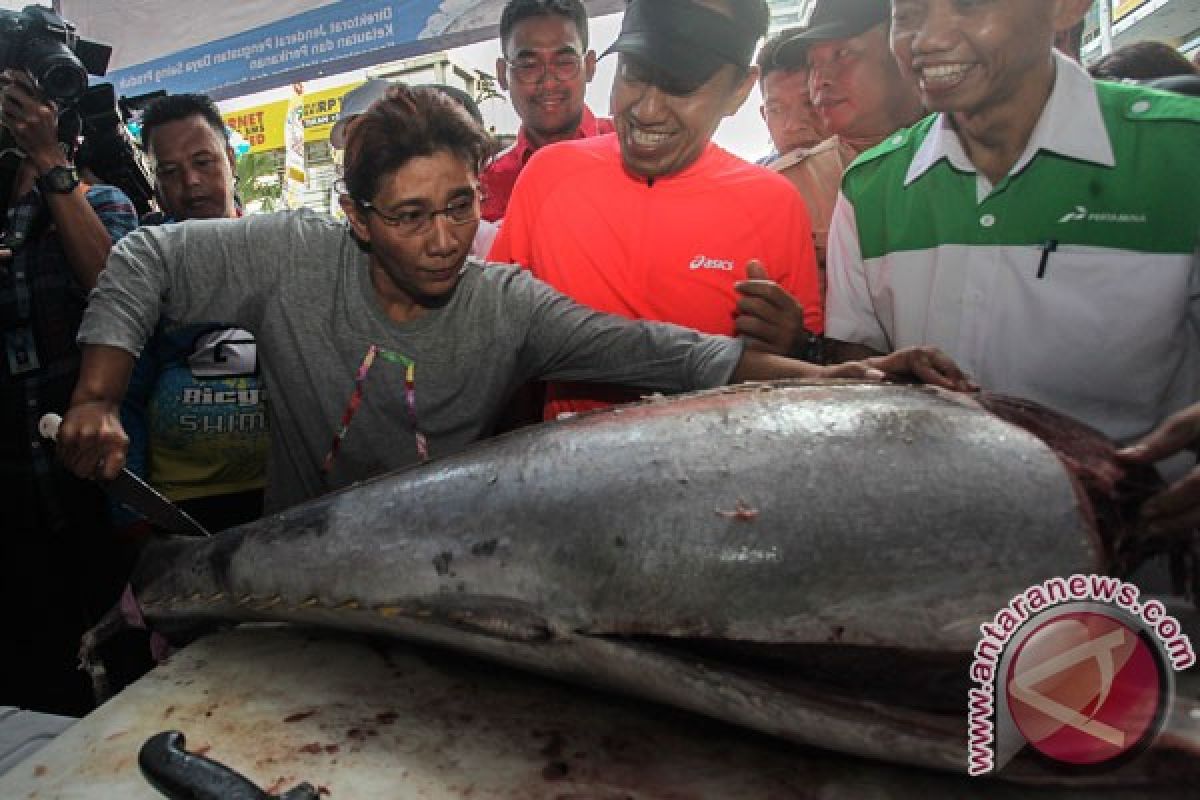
[1118,405,1200,535]
[863,346,976,392]
[734,260,809,356]
[0,71,66,173]
[56,401,129,482]
[1,70,121,291]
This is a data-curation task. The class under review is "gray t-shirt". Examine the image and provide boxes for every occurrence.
[80,210,742,511]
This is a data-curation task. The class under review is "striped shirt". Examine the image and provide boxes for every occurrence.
[0,184,138,486]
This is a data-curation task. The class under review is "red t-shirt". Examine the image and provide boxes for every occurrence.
[480,105,615,222]
[489,134,822,420]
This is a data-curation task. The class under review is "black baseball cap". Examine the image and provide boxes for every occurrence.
[775,0,890,66]
[1147,74,1200,98]
[601,0,761,92]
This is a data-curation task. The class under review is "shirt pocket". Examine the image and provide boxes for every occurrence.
[982,245,1191,414]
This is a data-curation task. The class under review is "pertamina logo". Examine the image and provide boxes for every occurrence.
[689,254,736,272]
[1057,205,1147,224]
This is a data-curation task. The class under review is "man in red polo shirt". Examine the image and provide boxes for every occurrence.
[482,0,614,222]
[490,0,821,420]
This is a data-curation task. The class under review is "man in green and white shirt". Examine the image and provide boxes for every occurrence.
[826,0,1199,506]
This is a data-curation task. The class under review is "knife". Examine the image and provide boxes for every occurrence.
[39,413,211,537]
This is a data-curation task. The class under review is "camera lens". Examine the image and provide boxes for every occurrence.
[25,37,87,102]
[37,61,86,102]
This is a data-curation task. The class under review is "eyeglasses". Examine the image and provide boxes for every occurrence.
[505,53,584,85]
[350,188,481,236]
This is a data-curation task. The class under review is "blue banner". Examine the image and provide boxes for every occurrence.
[106,0,440,98]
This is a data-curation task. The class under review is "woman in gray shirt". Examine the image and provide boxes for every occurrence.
[57,85,966,512]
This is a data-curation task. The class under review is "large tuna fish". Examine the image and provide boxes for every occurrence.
[89,382,1200,787]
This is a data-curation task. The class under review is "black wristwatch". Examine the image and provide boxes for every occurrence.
[791,329,825,364]
[37,165,81,194]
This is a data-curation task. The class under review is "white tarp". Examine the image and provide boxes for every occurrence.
[56,1,342,73]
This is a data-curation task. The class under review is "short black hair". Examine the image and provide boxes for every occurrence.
[342,84,494,203]
[1090,41,1198,82]
[757,26,806,83]
[500,0,589,56]
[140,93,229,154]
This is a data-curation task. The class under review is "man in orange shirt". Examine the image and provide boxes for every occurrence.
[491,0,820,420]
[481,0,614,221]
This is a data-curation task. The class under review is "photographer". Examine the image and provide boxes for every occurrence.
[0,67,138,715]
[1,70,128,286]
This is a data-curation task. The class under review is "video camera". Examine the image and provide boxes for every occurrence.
[0,5,110,104]
[0,7,157,218]
[75,84,161,217]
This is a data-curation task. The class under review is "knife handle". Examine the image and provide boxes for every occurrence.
[140,731,319,800]
[39,412,62,441]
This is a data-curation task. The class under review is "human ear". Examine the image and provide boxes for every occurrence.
[340,194,371,244]
[496,57,510,92]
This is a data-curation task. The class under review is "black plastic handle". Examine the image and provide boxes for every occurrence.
[139,730,320,800]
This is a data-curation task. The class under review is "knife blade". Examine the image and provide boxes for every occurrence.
[39,413,211,538]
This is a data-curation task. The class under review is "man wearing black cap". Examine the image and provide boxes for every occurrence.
[769,0,923,271]
[490,0,823,421]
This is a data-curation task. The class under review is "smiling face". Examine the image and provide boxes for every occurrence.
[806,23,921,142]
[610,53,756,181]
[341,150,480,320]
[497,13,596,147]
[890,0,1064,118]
[147,114,238,221]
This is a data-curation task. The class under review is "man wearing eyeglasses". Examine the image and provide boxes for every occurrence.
[481,0,614,221]
[112,93,268,537]
[490,0,824,421]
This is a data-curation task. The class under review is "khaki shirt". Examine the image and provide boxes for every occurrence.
[771,137,861,269]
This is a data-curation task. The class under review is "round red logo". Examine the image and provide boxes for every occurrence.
[1005,610,1167,766]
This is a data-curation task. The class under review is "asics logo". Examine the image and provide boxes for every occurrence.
[689,254,736,272]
